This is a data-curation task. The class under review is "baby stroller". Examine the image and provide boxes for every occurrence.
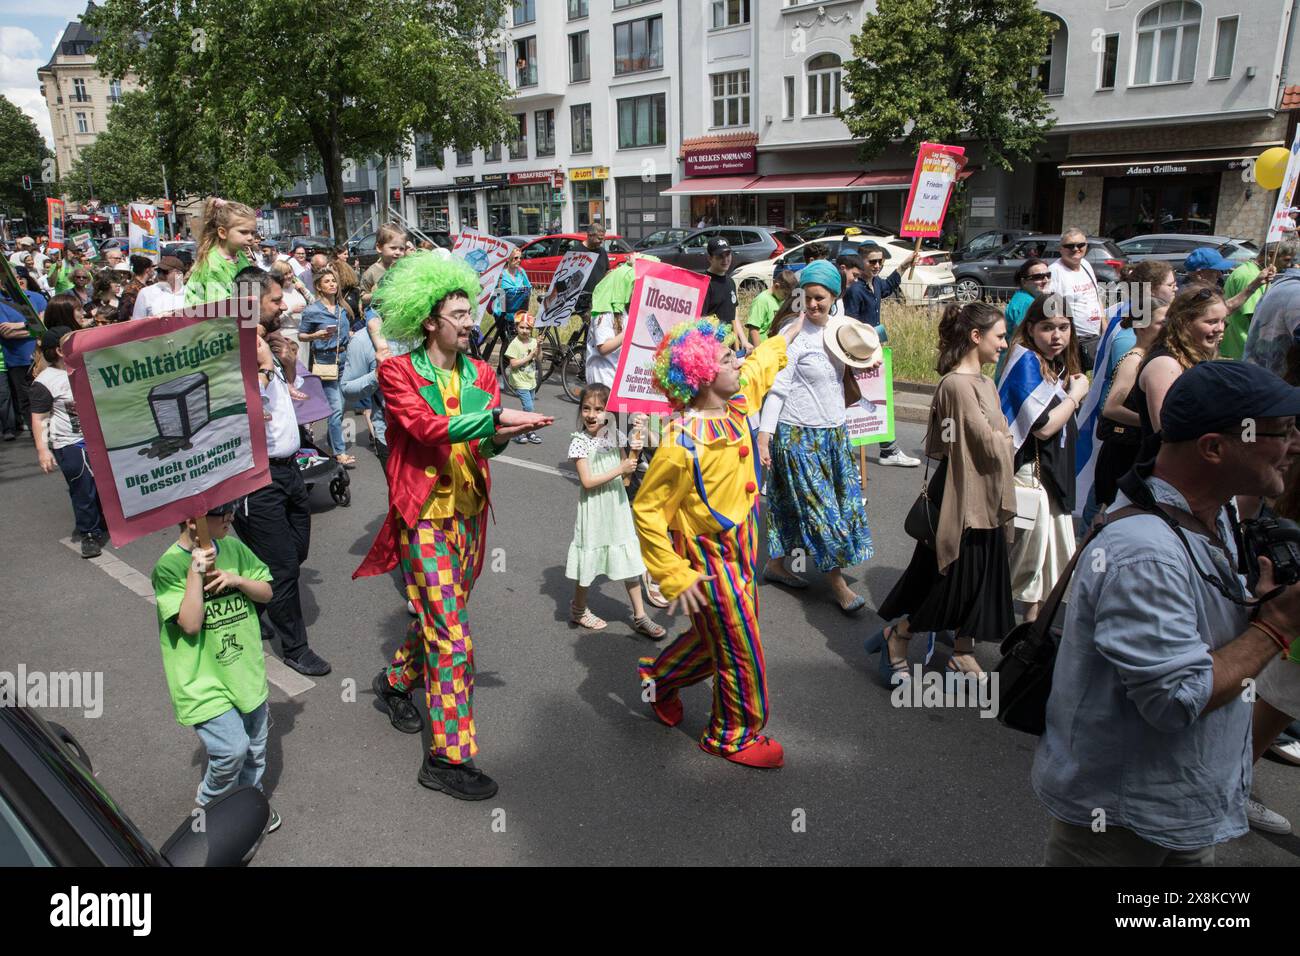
[291,368,352,507]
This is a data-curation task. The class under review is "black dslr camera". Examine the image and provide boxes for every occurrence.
[1241,513,1300,594]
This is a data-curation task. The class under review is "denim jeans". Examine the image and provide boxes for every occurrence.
[53,443,107,536]
[517,388,535,413]
[320,379,345,455]
[193,702,269,806]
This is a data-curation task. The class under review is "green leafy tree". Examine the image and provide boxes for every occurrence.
[841,0,1056,170]
[63,92,192,205]
[0,96,51,224]
[87,0,515,240]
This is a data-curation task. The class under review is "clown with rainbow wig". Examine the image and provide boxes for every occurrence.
[632,310,807,769]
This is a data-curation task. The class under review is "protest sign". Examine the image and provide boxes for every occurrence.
[1267,132,1300,243]
[128,203,160,261]
[61,301,269,546]
[900,143,966,239]
[46,198,65,251]
[452,230,514,317]
[535,250,599,328]
[845,348,895,446]
[0,253,44,336]
[69,229,98,260]
[609,258,710,415]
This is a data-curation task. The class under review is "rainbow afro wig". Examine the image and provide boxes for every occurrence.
[372,251,482,342]
[651,317,732,410]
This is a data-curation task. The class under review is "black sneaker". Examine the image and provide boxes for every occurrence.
[373,670,422,734]
[80,533,102,559]
[418,756,498,801]
[282,648,331,676]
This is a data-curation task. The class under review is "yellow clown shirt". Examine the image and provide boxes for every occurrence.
[419,364,486,519]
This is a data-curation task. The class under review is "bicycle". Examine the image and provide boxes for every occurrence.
[559,321,589,403]
[469,314,534,398]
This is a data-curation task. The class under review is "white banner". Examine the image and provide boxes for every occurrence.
[1268,133,1300,243]
[128,203,160,262]
[452,229,514,315]
[535,250,599,328]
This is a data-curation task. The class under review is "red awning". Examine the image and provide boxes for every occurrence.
[849,168,975,190]
[662,175,760,195]
[743,171,862,193]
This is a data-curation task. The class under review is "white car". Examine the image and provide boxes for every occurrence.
[731,234,956,305]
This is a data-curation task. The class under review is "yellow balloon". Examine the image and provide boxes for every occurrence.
[1255,147,1291,190]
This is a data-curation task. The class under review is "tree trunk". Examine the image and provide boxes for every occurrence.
[322,106,347,245]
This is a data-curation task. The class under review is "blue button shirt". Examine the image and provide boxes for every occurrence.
[1031,476,1253,850]
[842,272,902,328]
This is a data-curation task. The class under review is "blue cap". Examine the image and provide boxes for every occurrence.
[798,259,842,297]
[1183,247,1237,273]
[1161,360,1300,442]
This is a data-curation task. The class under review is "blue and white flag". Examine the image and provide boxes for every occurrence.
[1073,301,1129,516]
[998,344,1066,452]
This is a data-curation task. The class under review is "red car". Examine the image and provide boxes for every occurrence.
[515,233,635,288]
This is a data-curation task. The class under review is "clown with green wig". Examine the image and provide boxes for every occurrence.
[354,252,552,801]
[630,308,806,770]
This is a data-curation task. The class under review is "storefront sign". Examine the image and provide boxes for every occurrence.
[569,166,610,181]
[272,191,375,209]
[900,142,966,239]
[509,169,564,187]
[481,173,510,185]
[1058,156,1253,178]
[455,176,476,185]
[684,146,756,177]
[276,200,301,209]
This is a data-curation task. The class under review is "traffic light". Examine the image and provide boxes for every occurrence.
[21,175,31,191]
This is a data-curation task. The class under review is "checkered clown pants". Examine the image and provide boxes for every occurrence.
[385,514,484,764]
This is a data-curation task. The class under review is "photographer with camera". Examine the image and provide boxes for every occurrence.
[1032,360,1300,865]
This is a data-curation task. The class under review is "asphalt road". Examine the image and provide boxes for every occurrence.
[4,373,1299,866]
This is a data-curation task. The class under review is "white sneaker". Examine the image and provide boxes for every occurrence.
[1246,795,1291,834]
[878,449,921,467]
[1269,738,1300,766]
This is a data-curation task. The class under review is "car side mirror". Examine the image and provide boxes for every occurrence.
[160,786,269,867]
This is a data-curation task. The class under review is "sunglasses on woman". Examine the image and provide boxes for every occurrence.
[1027,272,1051,281]
[1061,242,1088,251]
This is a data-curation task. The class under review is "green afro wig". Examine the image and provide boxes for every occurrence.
[372,251,482,342]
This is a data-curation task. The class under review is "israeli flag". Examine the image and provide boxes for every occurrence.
[1073,302,1129,516]
[998,344,1066,452]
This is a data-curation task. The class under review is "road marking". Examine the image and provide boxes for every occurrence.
[62,537,315,697]
[494,454,574,481]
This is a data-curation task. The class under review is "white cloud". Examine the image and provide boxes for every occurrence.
[0,0,85,18]
[0,27,52,146]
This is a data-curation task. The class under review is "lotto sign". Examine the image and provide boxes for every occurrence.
[608,259,710,415]
[900,143,966,239]
[61,301,269,546]
[451,230,514,315]
[128,203,160,261]
[845,348,895,446]
[46,198,65,251]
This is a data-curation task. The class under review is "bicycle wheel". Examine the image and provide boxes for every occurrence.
[560,346,586,403]
[497,346,519,398]
[536,326,563,385]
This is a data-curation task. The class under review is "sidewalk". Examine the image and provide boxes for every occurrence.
[894,380,934,425]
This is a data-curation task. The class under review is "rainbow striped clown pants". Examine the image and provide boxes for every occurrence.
[385,514,484,764]
[637,510,769,755]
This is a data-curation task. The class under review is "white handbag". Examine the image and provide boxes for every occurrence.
[1013,447,1043,531]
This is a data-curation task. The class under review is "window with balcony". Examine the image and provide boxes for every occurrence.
[711,70,750,127]
[513,0,535,26]
[617,93,666,148]
[510,114,528,160]
[71,78,88,103]
[711,0,750,29]
[1212,15,1237,79]
[515,37,537,87]
[571,103,593,153]
[614,15,663,75]
[108,79,122,104]
[806,53,841,116]
[568,0,588,18]
[1098,33,1119,89]
[1133,0,1200,85]
[536,109,556,156]
[493,47,508,82]
[570,30,590,82]
[1035,15,1068,96]
[75,112,88,134]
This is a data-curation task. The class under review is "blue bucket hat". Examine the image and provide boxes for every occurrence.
[1183,247,1237,273]
[798,259,842,298]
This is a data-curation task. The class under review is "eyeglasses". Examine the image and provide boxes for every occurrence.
[1061,242,1088,251]
[866,258,884,266]
[1027,272,1051,281]
[441,309,475,324]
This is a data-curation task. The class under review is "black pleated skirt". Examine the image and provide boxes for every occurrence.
[877,458,1015,644]
[1093,437,1140,509]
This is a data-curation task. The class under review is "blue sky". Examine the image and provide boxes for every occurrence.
[0,0,90,146]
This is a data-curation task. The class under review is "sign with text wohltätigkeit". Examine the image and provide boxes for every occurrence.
[899,143,966,239]
[61,302,269,546]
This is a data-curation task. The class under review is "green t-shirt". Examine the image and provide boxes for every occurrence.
[1220,260,1261,360]
[745,290,780,338]
[590,262,635,316]
[152,538,272,726]
[505,334,539,391]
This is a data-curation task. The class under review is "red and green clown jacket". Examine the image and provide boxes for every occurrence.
[353,346,505,580]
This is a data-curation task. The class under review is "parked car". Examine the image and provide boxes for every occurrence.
[98,237,128,253]
[952,234,1126,302]
[515,233,635,288]
[637,225,803,272]
[634,228,690,250]
[0,701,269,866]
[350,230,452,270]
[270,233,335,256]
[730,234,956,305]
[798,221,894,241]
[161,240,196,269]
[950,228,1032,263]
[1116,233,1258,274]
[496,234,539,248]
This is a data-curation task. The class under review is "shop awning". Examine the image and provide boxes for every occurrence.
[1058,150,1262,178]
[662,175,760,195]
[741,171,863,193]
